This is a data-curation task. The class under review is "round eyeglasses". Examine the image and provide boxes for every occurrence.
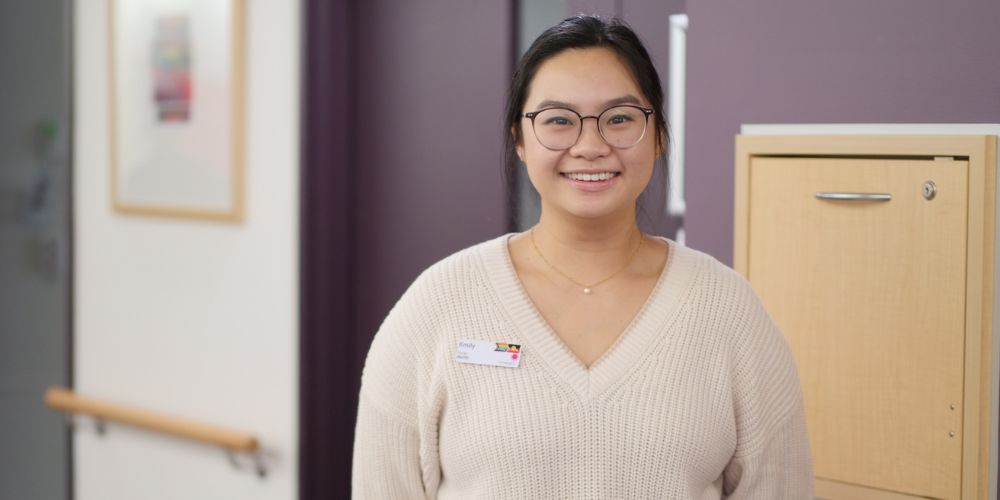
[523,105,655,151]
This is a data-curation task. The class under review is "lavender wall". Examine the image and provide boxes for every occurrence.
[354,1,513,365]
[685,0,1000,264]
[302,2,512,496]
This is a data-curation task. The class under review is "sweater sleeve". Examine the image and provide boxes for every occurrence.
[722,287,814,499]
[352,276,435,499]
[722,406,813,499]
[353,393,426,499]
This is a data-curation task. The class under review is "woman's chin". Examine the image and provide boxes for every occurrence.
[558,200,633,222]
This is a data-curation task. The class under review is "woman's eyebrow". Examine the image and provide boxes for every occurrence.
[535,99,574,109]
[604,95,642,106]
[533,95,642,110]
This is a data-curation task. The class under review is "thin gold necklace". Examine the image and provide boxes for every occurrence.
[530,227,643,295]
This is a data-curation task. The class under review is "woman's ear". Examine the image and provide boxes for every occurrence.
[512,125,525,163]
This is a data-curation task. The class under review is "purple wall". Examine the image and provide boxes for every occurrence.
[354,0,513,365]
[303,2,513,496]
[685,0,1000,264]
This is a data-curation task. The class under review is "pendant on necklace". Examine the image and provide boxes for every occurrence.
[583,287,592,294]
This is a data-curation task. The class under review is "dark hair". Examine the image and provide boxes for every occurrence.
[503,15,668,200]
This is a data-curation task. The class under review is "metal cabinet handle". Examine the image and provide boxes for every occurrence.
[814,192,892,201]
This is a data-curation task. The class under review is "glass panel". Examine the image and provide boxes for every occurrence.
[514,0,567,230]
[0,1,71,499]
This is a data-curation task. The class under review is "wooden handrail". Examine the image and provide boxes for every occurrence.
[45,386,259,453]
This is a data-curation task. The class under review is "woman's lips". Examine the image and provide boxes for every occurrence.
[561,172,619,192]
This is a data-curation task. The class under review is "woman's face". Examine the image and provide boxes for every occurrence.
[516,47,658,223]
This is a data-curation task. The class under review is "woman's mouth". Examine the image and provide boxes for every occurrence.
[562,171,619,182]
[561,171,620,191]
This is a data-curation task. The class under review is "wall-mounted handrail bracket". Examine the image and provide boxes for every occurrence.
[94,417,107,436]
[63,412,76,430]
[63,411,107,436]
[226,449,269,478]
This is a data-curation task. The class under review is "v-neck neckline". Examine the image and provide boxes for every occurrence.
[479,232,701,401]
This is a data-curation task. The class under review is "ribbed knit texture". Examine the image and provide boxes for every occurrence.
[352,234,813,499]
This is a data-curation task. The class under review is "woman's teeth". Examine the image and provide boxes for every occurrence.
[564,172,617,182]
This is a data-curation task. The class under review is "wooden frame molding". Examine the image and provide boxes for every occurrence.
[734,134,997,500]
[106,0,246,222]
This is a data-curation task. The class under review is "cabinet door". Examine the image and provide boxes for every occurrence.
[747,157,968,499]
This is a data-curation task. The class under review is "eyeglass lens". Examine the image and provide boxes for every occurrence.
[531,106,648,150]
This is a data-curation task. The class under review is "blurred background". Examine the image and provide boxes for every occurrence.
[2,0,999,499]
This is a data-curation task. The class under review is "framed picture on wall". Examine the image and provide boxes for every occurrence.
[108,0,245,222]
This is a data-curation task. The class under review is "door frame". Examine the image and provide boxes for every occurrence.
[299,0,358,497]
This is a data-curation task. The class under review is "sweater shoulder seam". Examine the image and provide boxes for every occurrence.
[359,388,420,431]
[731,397,798,459]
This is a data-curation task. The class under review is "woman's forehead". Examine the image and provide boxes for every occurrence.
[525,47,644,110]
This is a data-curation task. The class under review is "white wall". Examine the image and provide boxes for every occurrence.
[73,1,300,499]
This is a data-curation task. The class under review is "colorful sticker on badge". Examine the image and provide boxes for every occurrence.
[494,343,520,353]
[456,339,522,368]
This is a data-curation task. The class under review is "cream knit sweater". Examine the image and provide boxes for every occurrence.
[353,234,813,499]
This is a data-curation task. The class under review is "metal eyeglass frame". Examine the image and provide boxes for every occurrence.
[523,105,655,151]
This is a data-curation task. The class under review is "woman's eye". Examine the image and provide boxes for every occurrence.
[544,117,573,126]
[606,114,634,125]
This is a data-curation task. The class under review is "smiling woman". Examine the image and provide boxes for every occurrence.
[352,15,813,499]
[515,47,658,228]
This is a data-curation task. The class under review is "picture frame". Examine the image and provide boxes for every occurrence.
[108,0,245,222]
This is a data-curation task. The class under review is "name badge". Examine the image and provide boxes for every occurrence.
[456,339,522,368]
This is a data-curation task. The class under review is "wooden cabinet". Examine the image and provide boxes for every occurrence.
[734,135,997,499]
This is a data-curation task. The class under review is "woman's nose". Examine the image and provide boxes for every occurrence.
[570,117,611,159]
